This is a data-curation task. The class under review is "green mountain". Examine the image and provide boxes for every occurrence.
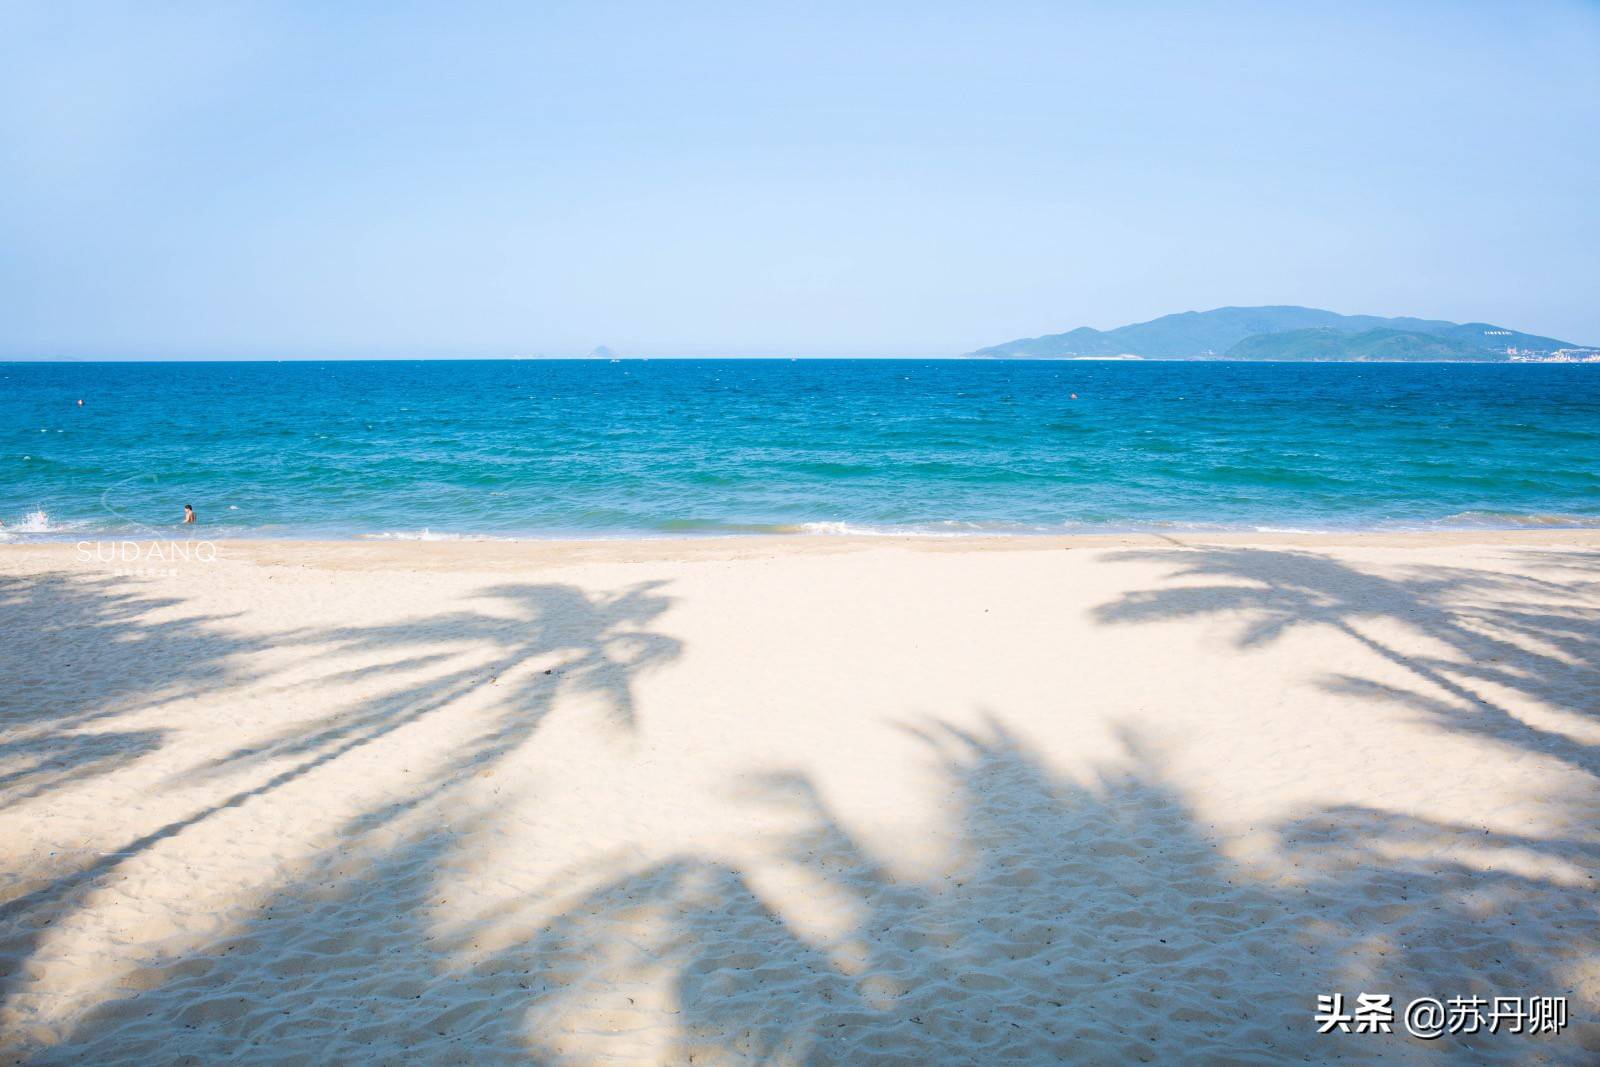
[968,306,1579,360]
[1224,327,1501,361]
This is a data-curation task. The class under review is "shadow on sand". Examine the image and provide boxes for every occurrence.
[0,571,263,809]
[3,550,1597,1064]
[1092,545,1599,778]
[1,576,680,1064]
[25,712,1598,1064]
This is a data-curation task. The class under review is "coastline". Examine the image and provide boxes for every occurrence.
[3,529,1596,1061]
[7,526,1600,569]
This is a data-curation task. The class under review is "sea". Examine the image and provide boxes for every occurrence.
[2,359,1597,541]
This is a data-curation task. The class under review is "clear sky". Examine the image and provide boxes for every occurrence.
[3,1,1597,358]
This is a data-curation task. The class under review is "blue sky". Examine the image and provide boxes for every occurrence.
[2,1,1597,358]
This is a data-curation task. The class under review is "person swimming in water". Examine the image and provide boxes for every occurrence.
[182,504,196,524]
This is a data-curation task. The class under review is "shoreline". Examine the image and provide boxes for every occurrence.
[5,526,1599,569]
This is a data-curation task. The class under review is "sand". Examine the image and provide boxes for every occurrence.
[1,531,1596,1064]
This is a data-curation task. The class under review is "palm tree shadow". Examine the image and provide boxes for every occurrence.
[2,579,681,1060]
[187,579,681,784]
[0,569,277,1059]
[1087,546,1600,1056]
[1275,802,1600,1011]
[0,571,265,806]
[1091,547,1600,778]
[16,713,1598,1063]
[722,717,1335,1062]
[545,717,1594,1062]
[10,550,1596,1062]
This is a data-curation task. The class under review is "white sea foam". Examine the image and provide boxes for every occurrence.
[797,520,1047,537]
[16,509,55,533]
[1247,525,1331,535]
[359,529,515,542]
[0,509,92,540]
[797,521,885,536]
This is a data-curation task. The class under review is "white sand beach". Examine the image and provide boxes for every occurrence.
[1,532,1596,1064]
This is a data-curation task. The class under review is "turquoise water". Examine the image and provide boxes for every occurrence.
[2,359,1596,540]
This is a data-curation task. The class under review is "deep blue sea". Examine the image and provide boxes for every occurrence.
[2,360,1597,540]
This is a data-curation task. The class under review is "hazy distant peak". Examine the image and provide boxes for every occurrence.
[968,306,1581,361]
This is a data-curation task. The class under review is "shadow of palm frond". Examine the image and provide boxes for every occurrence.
[0,569,276,1054]
[1,579,681,1059]
[0,729,164,809]
[0,572,265,803]
[0,569,272,813]
[716,718,1324,1062]
[20,715,1598,1064]
[190,579,680,784]
[1092,547,1600,778]
[1274,802,1600,1030]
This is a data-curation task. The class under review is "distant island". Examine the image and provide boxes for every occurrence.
[968,306,1598,362]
